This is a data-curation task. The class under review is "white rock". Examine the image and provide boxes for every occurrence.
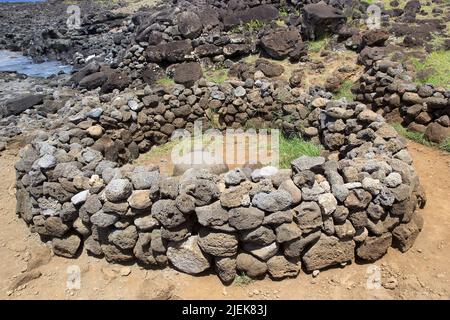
[71,190,90,206]
[317,193,337,215]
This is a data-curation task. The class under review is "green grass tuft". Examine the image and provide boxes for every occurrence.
[279,133,322,169]
[245,19,265,31]
[334,80,355,101]
[233,273,254,286]
[307,36,329,53]
[229,19,265,33]
[392,123,450,153]
[439,138,450,153]
[275,19,286,27]
[279,7,289,17]
[204,68,228,84]
[156,76,175,87]
[411,50,450,87]
[391,123,432,146]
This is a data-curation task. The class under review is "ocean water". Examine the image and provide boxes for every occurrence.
[0,50,72,78]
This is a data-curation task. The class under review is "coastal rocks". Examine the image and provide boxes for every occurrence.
[79,72,108,90]
[3,94,44,117]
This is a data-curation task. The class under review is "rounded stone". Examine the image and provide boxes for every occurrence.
[105,179,133,202]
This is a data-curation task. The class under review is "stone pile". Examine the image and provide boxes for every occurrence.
[72,0,350,90]
[355,47,450,144]
[15,76,426,282]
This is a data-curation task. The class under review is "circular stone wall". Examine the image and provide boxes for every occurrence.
[15,79,426,283]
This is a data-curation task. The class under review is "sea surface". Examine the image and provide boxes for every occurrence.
[0,50,72,78]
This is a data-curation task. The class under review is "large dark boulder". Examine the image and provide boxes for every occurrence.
[3,94,44,117]
[260,28,306,60]
[173,62,203,87]
[195,44,223,57]
[255,59,284,77]
[101,71,131,93]
[197,7,220,31]
[362,30,389,47]
[358,46,388,66]
[69,61,100,85]
[79,72,108,90]
[142,63,164,85]
[177,11,203,39]
[302,2,346,39]
[425,123,450,143]
[222,4,279,29]
[146,40,193,63]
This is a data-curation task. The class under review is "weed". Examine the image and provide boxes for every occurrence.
[439,138,450,153]
[411,50,450,87]
[392,123,450,153]
[279,133,322,169]
[204,68,228,84]
[279,7,289,17]
[233,273,254,286]
[307,36,329,53]
[156,76,175,87]
[334,80,355,101]
[244,19,265,32]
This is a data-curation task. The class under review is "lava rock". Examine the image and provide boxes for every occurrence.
[302,234,355,271]
[167,236,211,274]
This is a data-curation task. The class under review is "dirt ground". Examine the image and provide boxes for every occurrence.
[0,140,448,300]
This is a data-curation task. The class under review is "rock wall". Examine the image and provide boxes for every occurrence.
[15,78,426,282]
[354,47,450,144]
